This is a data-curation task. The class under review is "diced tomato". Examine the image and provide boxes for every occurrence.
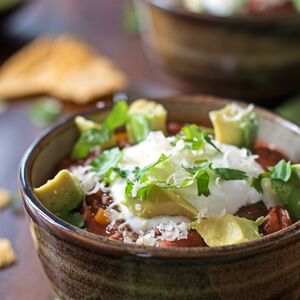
[161,230,206,248]
[262,206,292,235]
[167,122,182,135]
[255,146,288,170]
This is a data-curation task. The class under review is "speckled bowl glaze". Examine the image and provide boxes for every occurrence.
[19,96,300,300]
[136,1,300,102]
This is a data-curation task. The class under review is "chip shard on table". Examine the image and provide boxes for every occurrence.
[0,188,11,210]
[0,35,129,104]
[0,238,17,269]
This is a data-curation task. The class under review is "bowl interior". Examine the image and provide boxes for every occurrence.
[21,96,300,257]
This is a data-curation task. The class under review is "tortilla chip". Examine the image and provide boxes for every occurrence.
[0,35,129,104]
[0,188,11,210]
[0,239,16,269]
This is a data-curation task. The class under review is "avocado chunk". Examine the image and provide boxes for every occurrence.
[34,169,84,214]
[192,214,261,247]
[75,116,101,132]
[125,185,198,219]
[271,164,300,221]
[209,103,258,149]
[74,116,117,148]
[126,99,167,144]
[72,117,117,160]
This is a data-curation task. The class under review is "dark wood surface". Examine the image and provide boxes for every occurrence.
[0,1,181,299]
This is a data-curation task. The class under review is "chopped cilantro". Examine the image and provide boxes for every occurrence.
[127,115,150,144]
[251,160,292,194]
[0,101,7,115]
[269,160,292,183]
[56,211,84,228]
[71,100,128,160]
[180,124,222,152]
[28,97,62,127]
[91,148,122,177]
[213,167,248,181]
[251,176,264,194]
[71,126,111,160]
[103,100,128,131]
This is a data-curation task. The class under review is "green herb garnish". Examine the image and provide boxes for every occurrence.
[179,124,222,152]
[269,160,292,182]
[127,115,150,144]
[28,97,62,127]
[213,167,249,181]
[72,100,128,160]
[0,101,7,115]
[251,160,292,194]
[71,126,112,160]
[91,148,122,177]
[56,211,84,228]
[104,100,128,131]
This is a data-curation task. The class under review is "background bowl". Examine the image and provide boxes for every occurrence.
[19,96,300,300]
[136,1,300,103]
[0,0,26,25]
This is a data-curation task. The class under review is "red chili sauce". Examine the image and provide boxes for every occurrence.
[59,122,292,247]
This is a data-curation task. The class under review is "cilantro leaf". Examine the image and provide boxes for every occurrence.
[213,168,248,180]
[104,100,128,131]
[182,162,211,196]
[56,211,84,228]
[269,160,292,183]
[71,126,111,160]
[71,100,128,160]
[196,172,211,197]
[125,180,134,198]
[105,167,128,183]
[91,148,122,177]
[251,176,263,194]
[251,161,292,194]
[180,124,222,152]
[204,135,222,153]
[28,98,62,127]
[127,115,150,144]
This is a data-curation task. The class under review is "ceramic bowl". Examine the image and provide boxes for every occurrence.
[19,96,300,300]
[0,0,27,25]
[136,1,300,103]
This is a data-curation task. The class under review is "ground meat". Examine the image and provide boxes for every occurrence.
[80,207,107,236]
[81,191,113,234]
[160,230,206,248]
[235,201,268,221]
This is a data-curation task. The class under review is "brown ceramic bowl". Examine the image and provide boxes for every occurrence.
[136,1,300,103]
[19,96,300,300]
[0,0,27,25]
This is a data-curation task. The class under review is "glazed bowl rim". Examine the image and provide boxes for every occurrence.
[142,0,300,24]
[19,95,300,259]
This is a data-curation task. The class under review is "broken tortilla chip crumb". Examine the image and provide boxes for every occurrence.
[0,239,16,269]
[0,188,11,210]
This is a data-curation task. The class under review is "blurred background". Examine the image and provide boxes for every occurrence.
[0,0,299,299]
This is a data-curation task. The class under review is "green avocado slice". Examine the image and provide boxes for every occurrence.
[126,99,167,144]
[75,116,101,132]
[34,169,84,214]
[192,214,261,247]
[125,185,198,219]
[271,164,300,221]
[209,103,258,149]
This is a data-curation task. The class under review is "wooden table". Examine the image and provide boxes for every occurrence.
[1,1,293,299]
[0,1,181,299]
